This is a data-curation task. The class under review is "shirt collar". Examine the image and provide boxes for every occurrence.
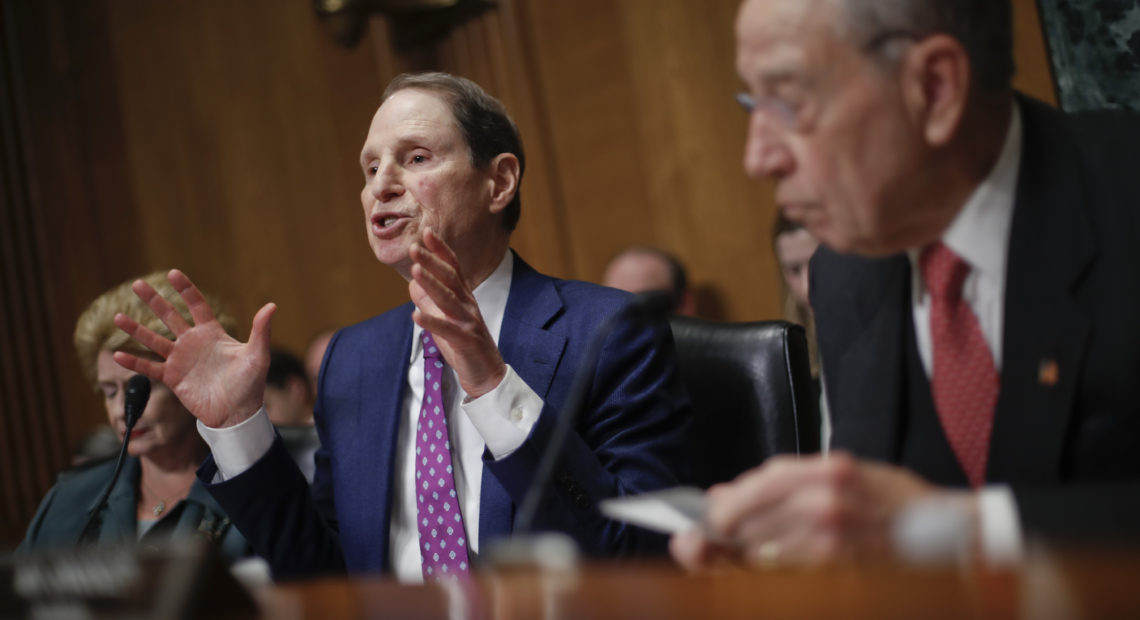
[910,102,1022,297]
[410,250,514,363]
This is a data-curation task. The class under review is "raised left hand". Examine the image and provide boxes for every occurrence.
[408,228,506,398]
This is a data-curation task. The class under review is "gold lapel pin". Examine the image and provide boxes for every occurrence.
[1038,359,1059,387]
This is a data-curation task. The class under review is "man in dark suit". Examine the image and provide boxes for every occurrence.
[115,73,689,581]
[672,0,1140,569]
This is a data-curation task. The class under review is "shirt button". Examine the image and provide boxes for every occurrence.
[510,407,524,422]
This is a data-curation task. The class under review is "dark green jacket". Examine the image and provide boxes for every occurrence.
[18,455,252,564]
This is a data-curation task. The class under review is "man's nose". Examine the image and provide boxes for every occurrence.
[370,161,405,203]
[743,114,793,179]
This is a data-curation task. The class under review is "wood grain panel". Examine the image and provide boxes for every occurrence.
[516,0,657,284]
[100,0,401,354]
[614,0,779,320]
[1013,0,1056,104]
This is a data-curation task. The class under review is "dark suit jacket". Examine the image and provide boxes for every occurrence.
[812,96,1140,541]
[202,253,691,578]
[18,456,252,563]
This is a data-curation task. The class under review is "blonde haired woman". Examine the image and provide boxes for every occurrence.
[19,271,252,562]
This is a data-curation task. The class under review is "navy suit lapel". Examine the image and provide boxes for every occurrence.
[478,253,567,547]
[350,305,414,567]
[828,256,910,462]
[987,99,1095,484]
[497,254,567,399]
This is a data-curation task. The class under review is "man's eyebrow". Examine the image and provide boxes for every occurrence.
[359,134,435,167]
[754,68,804,89]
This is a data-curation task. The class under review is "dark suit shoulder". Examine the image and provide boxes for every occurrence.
[1018,96,1140,223]
[18,457,127,552]
[810,247,909,337]
[551,278,634,313]
[47,457,119,497]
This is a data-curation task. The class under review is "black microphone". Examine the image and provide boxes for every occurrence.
[76,374,151,544]
[123,374,151,429]
[512,291,672,536]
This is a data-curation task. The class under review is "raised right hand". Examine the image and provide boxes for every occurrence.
[112,269,276,429]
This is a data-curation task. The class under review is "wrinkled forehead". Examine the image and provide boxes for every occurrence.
[735,0,846,81]
[360,88,462,161]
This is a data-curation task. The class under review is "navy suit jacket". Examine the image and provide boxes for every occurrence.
[202,253,690,577]
[812,96,1140,541]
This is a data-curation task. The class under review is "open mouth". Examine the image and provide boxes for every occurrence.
[372,212,411,231]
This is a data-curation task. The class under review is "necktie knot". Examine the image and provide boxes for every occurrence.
[422,331,442,361]
[920,241,970,304]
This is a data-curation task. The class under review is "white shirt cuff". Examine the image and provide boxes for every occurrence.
[461,364,542,460]
[196,407,276,481]
[978,485,1025,565]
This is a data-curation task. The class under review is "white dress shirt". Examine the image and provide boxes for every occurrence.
[906,103,1024,564]
[199,250,545,583]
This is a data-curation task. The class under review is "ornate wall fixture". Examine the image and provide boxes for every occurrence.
[313,0,496,51]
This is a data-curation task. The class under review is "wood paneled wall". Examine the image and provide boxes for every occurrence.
[0,0,1054,547]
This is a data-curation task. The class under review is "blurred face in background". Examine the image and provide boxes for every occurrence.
[602,251,674,295]
[97,350,197,458]
[775,227,819,311]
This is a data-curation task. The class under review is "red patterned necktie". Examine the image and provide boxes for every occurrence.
[416,331,471,580]
[921,242,999,488]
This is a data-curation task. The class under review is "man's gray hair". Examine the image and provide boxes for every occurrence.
[836,0,1014,95]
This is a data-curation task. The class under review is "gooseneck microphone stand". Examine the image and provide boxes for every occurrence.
[75,374,151,544]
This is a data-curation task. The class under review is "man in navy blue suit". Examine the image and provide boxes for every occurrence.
[115,72,690,581]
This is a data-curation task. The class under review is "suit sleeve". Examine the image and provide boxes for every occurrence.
[198,435,344,580]
[483,311,692,556]
[1014,484,1140,544]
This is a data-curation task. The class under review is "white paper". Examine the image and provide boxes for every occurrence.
[599,486,707,535]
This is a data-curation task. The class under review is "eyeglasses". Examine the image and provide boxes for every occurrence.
[734,30,921,132]
[734,91,800,131]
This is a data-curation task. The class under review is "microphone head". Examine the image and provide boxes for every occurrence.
[124,374,151,429]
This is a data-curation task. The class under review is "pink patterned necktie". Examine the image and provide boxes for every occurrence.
[416,331,471,580]
[921,242,999,488]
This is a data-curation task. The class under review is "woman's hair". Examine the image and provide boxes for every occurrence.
[73,271,236,389]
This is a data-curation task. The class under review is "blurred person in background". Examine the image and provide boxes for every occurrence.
[602,246,697,316]
[265,347,320,483]
[303,329,335,396]
[772,211,821,376]
[18,271,253,564]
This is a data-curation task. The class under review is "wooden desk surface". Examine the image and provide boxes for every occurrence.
[266,547,1140,619]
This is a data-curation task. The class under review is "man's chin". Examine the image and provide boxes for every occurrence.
[370,243,412,273]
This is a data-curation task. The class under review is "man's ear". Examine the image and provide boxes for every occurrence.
[486,153,520,215]
[899,34,970,147]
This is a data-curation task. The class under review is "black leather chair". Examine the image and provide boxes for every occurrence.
[668,316,819,489]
